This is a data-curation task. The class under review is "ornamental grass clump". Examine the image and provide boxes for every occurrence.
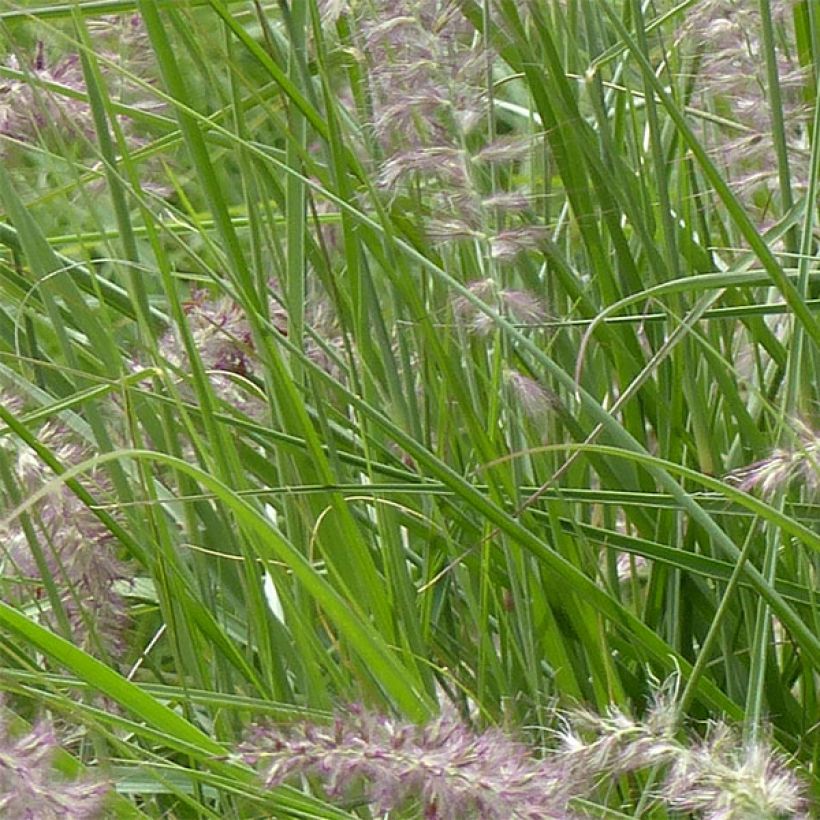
[0,0,818,816]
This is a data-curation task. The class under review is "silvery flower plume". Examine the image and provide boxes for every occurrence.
[159,280,345,416]
[557,684,811,818]
[85,13,154,77]
[557,690,680,782]
[451,278,548,336]
[678,0,809,213]
[237,704,577,819]
[504,369,556,422]
[360,0,485,152]
[0,43,91,143]
[1,23,158,155]
[0,713,109,819]
[0,393,131,660]
[361,2,485,224]
[663,723,809,819]
[727,423,820,498]
[356,3,548,259]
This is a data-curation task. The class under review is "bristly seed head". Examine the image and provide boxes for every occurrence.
[378,147,468,190]
[452,279,548,336]
[235,688,812,818]
[1,21,156,152]
[663,723,809,819]
[489,226,549,260]
[678,0,809,215]
[557,686,810,818]
[0,46,90,143]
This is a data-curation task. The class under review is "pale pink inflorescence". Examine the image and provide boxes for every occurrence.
[0,713,109,819]
[360,2,485,153]
[344,1,553,426]
[503,369,556,421]
[678,0,809,216]
[0,15,158,153]
[451,278,548,336]
[159,281,345,416]
[354,0,546,263]
[728,424,820,498]
[0,44,90,142]
[237,692,811,818]
[0,393,131,660]
[237,704,575,819]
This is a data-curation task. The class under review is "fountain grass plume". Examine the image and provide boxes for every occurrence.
[0,710,109,819]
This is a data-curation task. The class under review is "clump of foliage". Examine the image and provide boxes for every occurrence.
[0,0,816,816]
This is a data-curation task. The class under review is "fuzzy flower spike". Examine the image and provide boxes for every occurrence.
[237,704,574,819]
[238,693,812,818]
[0,393,131,661]
[728,424,820,499]
[0,711,109,819]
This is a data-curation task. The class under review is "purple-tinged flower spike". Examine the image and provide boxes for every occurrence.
[378,147,469,191]
[677,0,810,215]
[0,44,91,143]
[0,716,109,819]
[1,24,158,157]
[237,705,577,819]
[0,393,131,660]
[557,693,680,781]
[360,1,486,153]
[504,369,556,422]
[489,226,549,260]
[452,278,548,336]
[663,723,809,819]
[727,426,820,498]
[482,191,534,214]
[86,14,152,70]
[474,136,538,165]
[158,280,345,416]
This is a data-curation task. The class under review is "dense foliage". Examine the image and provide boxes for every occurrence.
[0,0,817,816]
